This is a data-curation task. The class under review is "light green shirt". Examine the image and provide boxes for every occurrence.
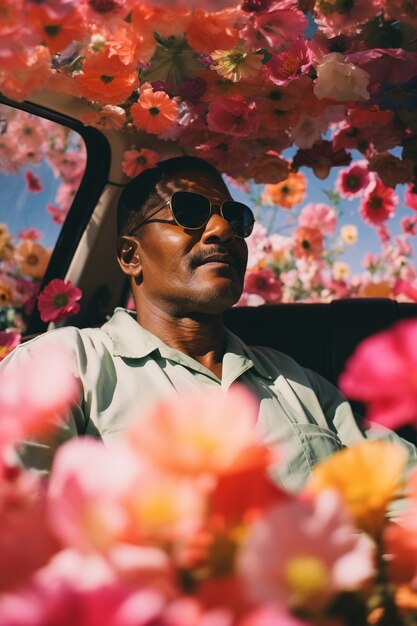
[3,308,416,493]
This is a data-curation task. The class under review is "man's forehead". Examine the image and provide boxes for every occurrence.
[156,168,231,200]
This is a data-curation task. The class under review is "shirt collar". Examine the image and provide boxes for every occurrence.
[103,307,273,380]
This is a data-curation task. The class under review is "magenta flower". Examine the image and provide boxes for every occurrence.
[244,268,282,304]
[404,184,417,211]
[339,319,417,429]
[37,278,82,323]
[207,95,260,138]
[242,0,307,49]
[266,39,314,87]
[359,179,398,226]
[335,160,374,199]
[24,170,43,193]
[0,331,21,362]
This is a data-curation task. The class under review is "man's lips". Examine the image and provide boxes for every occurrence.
[198,253,239,267]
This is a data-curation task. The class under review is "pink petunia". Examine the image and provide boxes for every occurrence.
[0,331,20,362]
[207,96,260,138]
[243,268,282,304]
[238,490,373,610]
[335,160,374,199]
[339,319,417,429]
[37,278,82,323]
[242,0,307,49]
[24,170,43,193]
[298,203,337,236]
[359,179,398,226]
[121,148,159,179]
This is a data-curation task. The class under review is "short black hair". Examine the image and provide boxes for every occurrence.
[117,156,223,236]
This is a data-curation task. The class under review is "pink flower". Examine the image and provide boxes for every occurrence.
[238,606,310,626]
[401,215,417,236]
[121,148,159,178]
[404,184,417,211]
[242,0,307,50]
[24,170,43,193]
[37,278,82,323]
[266,39,314,87]
[359,179,398,226]
[243,269,282,304]
[298,203,337,236]
[335,160,374,199]
[0,344,78,454]
[128,386,269,479]
[0,566,167,626]
[48,438,204,549]
[18,227,42,241]
[314,0,383,36]
[0,468,58,593]
[339,319,417,429]
[0,331,20,362]
[238,490,373,610]
[47,204,68,225]
[207,96,260,138]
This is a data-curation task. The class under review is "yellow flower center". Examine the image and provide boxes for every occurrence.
[284,556,329,597]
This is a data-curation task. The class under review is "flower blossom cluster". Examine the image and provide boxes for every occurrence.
[2,334,417,625]
[0,106,86,344]
[0,0,416,189]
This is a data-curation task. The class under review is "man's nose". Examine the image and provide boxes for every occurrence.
[200,211,233,242]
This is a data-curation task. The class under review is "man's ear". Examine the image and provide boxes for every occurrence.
[116,236,142,277]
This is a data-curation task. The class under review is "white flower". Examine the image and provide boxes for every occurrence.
[314,53,370,101]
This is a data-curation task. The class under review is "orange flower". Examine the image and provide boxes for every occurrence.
[186,9,240,54]
[258,76,311,112]
[14,240,50,279]
[79,105,126,131]
[198,68,262,102]
[130,88,179,135]
[293,226,323,259]
[27,6,84,55]
[75,50,139,106]
[121,148,159,178]
[132,4,191,39]
[0,46,50,101]
[107,22,157,69]
[263,172,306,209]
[258,102,301,132]
[307,440,407,536]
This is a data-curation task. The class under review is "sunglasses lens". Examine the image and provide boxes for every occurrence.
[222,201,255,238]
[171,192,211,229]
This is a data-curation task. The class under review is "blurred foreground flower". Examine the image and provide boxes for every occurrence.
[307,440,406,536]
[339,319,417,430]
[0,331,21,361]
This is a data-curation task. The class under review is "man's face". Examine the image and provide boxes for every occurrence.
[128,168,249,316]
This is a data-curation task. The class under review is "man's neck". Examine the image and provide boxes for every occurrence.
[136,303,226,379]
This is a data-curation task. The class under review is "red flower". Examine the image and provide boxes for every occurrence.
[24,170,44,193]
[207,95,260,138]
[37,279,82,323]
[0,331,21,362]
[293,226,323,259]
[244,268,282,303]
[121,148,158,178]
[359,179,398,226]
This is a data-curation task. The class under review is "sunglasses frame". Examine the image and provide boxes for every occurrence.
[128,191,255,239]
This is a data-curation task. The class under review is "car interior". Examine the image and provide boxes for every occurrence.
[1,91,417,444]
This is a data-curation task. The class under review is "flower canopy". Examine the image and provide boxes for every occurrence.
[1,0,417,185]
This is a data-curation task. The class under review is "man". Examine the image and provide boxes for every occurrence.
[2,156,416,490]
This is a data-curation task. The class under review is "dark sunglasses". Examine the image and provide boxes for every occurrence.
[129,191,255,239]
